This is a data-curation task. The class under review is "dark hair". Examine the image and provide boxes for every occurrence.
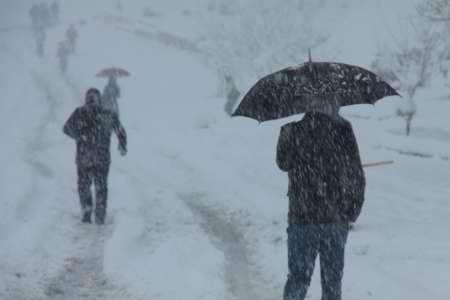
[85,88,101,104]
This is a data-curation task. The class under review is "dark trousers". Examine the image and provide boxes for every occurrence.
[284,224,349,300]
[77,163,110,220]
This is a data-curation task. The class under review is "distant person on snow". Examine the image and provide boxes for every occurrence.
[38,2,51,28]
[63,88,127,224]
[30,3,47,57]
[35,27,46,57]
[50,1,60,24]
[101,76,121,117]
[66,25,78,53]
[277,97,366,300]
[223,74,241,116]
[29,3,40,32]
[56,40,71,73]
[116,1,123,13]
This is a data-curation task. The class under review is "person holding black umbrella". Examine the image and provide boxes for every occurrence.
[276,96,365,300]
[232,53,399,300]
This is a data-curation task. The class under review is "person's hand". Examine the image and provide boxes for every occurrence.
[119,145,127,156]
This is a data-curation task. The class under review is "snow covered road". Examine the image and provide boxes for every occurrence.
[1,1,450,299]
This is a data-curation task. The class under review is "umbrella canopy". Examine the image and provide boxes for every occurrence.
[96,67,131,78]
[232,60,399,122]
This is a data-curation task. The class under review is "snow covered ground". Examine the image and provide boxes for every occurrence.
[1,0,450,299]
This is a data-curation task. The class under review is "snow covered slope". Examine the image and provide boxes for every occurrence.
[1,1,449,299]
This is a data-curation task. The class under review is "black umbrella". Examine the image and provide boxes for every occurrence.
[232,53,400,122]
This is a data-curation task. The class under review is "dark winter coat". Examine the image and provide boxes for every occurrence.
[276,112,365,225]
[63,103,127,167]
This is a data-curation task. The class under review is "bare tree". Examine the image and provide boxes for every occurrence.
[396,101,416,136]
[418,0,450,22]
[418,0,450,93]
[371,24,440,136]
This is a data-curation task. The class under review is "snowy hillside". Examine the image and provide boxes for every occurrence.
[1,0,450,299]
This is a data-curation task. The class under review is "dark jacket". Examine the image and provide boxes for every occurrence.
[276,112,365,225]
[63,103,127,166]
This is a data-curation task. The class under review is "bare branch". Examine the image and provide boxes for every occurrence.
[418,0,450,22]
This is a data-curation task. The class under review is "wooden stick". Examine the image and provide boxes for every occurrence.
[362,160,394,168]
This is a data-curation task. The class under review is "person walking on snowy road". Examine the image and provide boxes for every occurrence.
[277,98,366,300]
[63,88,127,224]
[56,40,71,74]
[50,1,59,24]
[101,76,121,117]
[66,24,78,53]
[223,74,241,116]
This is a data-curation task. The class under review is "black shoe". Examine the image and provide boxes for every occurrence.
[82,212,91,223]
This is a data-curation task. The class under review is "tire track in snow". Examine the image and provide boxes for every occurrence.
[179,192,259,300]
[0,44,57,180]
[45,225,133,300]
[0,46,63,253]
[26,71,58,177]
[62,73,84,102]
[156,144,276,300]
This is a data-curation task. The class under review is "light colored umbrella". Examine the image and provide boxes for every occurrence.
[96,67,131,78]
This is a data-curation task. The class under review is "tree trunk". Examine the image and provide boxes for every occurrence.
[406,116,412,136]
